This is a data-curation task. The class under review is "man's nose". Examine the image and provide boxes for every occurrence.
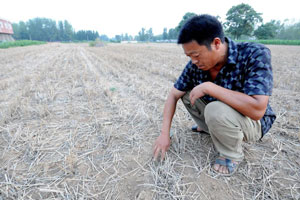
[191,58,198,64]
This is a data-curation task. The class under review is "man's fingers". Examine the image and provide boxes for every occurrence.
[189,93,194,105]
[190,95,195,105]
[153,146,160,161]
[153,145,167,161]
[160,149,166,161]
[152,145,157,155]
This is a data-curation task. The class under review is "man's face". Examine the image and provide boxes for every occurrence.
[182,40,219,71]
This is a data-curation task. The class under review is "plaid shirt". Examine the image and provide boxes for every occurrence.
[174,37,276,136]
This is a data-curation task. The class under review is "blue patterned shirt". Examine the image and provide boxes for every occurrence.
[174,37,276,136]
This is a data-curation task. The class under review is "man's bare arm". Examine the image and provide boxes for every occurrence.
[190,82,269,120]
[153,87,185,160]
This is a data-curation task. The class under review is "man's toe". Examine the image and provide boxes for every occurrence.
[213,163,220,172]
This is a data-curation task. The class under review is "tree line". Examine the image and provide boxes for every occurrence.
[12,18,99,42]
[118,3,300,42]
[12,3,300,42]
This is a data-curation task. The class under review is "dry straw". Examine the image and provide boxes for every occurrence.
[0,43,299,199]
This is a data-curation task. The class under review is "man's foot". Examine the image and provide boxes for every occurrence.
[212,157,239,176]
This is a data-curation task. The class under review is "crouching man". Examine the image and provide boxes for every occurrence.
[153,14,276,176]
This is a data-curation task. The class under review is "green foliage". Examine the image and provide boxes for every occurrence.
[12,21,30,40]
[109,87,116,92]
[100,34,109,41]
[176,12,197,34]
[110,33,133,42]
[137,28,154,42]
[259,40,300,45]
[140,13,196,42]
[89,41,96,47]
[237,39,300,45]
[27,18,59,41]
[254,20,281,39]
[63,20,74,41]
[138,28,146,41]
[163,28,168,40]
[12,17,99,42]
[89,39,106,47]
[74,30,99,41]
[167,28,177,40]
[225,3,262,40]
[57,20,74,41]
[0,40,46,49]
[276,21,300,40]
[147,28,154,41]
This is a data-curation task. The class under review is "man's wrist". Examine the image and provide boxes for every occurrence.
[161,130,170,137]
[204,81,214,96]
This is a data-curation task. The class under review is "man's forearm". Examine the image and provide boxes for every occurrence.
[161,95,178,136]
[205,82,268,120]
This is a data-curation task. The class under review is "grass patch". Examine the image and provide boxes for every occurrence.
[237,39,300,45]
[89,39,106,47]
[0,40,46,49]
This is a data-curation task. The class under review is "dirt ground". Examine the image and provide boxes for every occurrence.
[0,42,299,199]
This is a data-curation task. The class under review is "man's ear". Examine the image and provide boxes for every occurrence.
[212,37,222,50]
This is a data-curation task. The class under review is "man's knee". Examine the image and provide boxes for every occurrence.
[205,101,244,144]
[204,101,238,126]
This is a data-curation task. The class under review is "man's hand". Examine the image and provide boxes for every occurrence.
[189,82,210,105]
[152,87,185,161]
[190,82,269,121]
[153,133,171,161]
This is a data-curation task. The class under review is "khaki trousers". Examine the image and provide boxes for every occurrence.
[182,92,262,161]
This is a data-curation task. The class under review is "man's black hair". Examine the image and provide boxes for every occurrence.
[177,14,225,49]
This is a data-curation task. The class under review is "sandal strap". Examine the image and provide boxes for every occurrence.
[225,159,237,174]
[191,125,199,132]
[215,158,238,174]
[214,158,227,166]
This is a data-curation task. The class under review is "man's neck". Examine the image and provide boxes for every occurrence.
[218,41,228,67]
[209,41,229,81]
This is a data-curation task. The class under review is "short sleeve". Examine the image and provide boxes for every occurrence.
[174,61,194,91]
[244,46,273,96]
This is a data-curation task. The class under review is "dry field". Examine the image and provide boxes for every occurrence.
[0,42,299,200]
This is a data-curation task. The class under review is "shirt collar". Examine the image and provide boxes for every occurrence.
[225,37,238,65]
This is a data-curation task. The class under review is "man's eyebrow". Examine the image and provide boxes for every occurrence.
[185,51,199,56]
[185,50,197,55]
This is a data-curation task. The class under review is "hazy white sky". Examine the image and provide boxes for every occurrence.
[1,0,300,37]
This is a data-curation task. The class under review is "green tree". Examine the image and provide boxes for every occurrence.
[124,33,129,41]
[254,20,281,39]
[27,18,42,40]
[176,12,197,34]
[12,23,19,39]
[100,34,109,41]
[225,3,262,39]
[64,20,74,41]
[276,20,300,40]
[138,28,146,41]
[27,18,58,41]
[12,22,29,40]
[115,35,121,42]
[74,30,99,41]
[58,21,64,41]
[46,19,58,41]
[168,28,177,39]
[153,34,163,41]
[163,28,168,40]
[146,28,153,41]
